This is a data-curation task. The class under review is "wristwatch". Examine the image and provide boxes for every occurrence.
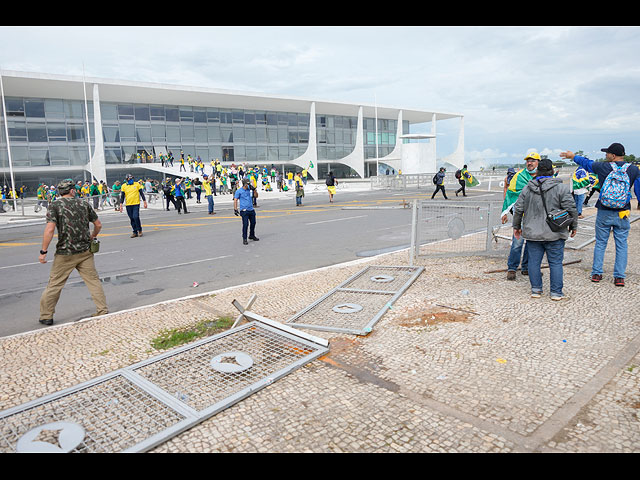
[39,250,47,255]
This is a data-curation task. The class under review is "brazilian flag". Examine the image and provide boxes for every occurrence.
[501,168,534,217]
[462,168,479,187]
[588,173,600,191]
[572,167,591,191]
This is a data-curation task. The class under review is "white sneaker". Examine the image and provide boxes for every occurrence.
[531,292,542,298]
[551,294,567,301]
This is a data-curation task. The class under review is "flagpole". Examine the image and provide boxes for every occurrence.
[374,94,379,177]
[0,68,18,211]
[82,62,94,181]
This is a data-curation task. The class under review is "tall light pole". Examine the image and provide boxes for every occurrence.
[0,68,18,211]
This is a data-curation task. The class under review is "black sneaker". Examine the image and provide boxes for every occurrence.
[249,236,259,241]
[243,239,248,245]
[39,319,53,326]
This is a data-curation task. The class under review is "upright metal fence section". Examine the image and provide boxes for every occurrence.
[410,200,507,262]
[0,319,328,453]
[286,265,424,336]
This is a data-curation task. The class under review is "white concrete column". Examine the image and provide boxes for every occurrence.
[88,83,107,183]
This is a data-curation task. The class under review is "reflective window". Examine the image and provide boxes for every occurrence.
[135,105,150,121]
[45,99,65,119]
[27,125,47,142]
[5,98,24,116]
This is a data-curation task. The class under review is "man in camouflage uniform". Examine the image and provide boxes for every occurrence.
[38,179,108,326]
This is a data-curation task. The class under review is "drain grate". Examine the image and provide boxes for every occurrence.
[286,265,424,335]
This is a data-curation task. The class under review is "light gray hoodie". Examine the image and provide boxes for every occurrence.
[512,177,578,241]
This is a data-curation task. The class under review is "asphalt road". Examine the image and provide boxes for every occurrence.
[0,187,501,338]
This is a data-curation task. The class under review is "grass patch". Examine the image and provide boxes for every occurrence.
[151,316,234,351]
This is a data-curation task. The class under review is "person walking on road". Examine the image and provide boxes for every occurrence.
[561,143,640,286]
[38,179,108,326]
[326,171,338,203]
[234,178,259,245]
[431,168,448,199]
[119,173,148,237]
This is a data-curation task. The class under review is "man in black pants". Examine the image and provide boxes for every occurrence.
[455,165,467,197]
[432,167,448,199]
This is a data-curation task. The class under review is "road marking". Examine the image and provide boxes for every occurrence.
[0,250,124,270]
[305,215,368,226]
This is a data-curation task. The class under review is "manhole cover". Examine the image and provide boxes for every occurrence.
[370,274,395,283]
[210,351,254,373]
[16,421,86,453]
[332,303,363,314]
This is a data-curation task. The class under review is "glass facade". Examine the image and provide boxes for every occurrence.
[0,97,94,168]
[1,96,407,171]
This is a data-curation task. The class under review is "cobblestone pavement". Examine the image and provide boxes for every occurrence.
[1,208,639,453]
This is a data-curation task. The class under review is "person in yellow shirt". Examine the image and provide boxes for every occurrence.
[119,174,147,238]
[202,174,215,215]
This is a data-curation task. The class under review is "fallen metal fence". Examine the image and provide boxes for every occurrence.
[286,265,424,336]
[0,317,328,453]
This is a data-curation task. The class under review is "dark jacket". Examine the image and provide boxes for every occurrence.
[513,177,578,241]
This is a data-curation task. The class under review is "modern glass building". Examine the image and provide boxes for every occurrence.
[0,70,464,192]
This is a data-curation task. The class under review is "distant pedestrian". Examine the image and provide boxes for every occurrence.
[512,158,578,300]
[561,143,640,286]
[38,179,108,326]
[119,173,148,237]
[202,174,215,215]
[295,172,305,206]
[173,178,189,214]
[234,178,259,245]
[431,168,448,199]
[326,172,338,203]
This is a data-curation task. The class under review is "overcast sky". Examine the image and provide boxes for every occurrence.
[2,26,639,167]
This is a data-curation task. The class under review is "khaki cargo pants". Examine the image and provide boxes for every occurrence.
[39,249,108,321]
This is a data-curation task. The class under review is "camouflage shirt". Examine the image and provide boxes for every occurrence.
[46,197,98,255]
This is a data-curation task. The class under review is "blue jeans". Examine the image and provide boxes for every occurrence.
[126,204,142,234]
[593,208,630,278]
[574,193,585,215]
[206,195,214,213]
[240,210,256,240]
[527,239,566,296]
[507,235,528,272]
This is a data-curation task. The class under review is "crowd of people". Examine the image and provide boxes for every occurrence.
[501,143,640,301]
[24,141,640,327]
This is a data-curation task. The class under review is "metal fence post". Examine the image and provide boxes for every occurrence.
[409,200,418,266]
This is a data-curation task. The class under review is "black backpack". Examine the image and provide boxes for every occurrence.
[432,174,438,185]
[455,169,462,179]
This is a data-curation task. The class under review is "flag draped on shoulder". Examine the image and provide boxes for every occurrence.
[501,168,534,217]
[462,168,479,187]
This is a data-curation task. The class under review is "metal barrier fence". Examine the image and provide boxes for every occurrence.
[409,200,508,263]
[286,265,424,336]
[0,318,328,453]
[372,171,509,193]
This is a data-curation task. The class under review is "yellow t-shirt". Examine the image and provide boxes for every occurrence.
[202,180,212,196]
[121,182,143,206]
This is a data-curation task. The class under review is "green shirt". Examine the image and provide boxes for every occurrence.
[46,197,98,255]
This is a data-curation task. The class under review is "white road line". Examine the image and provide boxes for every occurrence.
[305,215,368,226]
[0,250,124,270]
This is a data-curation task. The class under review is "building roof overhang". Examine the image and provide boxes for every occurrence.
[1,70,463,124]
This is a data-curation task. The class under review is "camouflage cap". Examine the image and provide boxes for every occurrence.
[57,178,75,194]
